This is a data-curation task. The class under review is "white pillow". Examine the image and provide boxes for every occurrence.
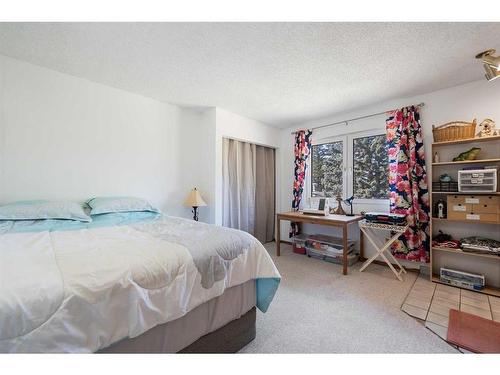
[87,197,160,216]
[0,200,91,222]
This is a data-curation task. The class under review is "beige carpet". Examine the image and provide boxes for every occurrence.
[239,242,458,353]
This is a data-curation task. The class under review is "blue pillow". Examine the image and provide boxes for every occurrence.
[87,197,160,216]
[0,200,92,222]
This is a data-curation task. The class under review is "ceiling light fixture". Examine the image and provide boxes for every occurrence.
[476,49,500,81]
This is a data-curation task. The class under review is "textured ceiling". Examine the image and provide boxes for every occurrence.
[0,23,499,127]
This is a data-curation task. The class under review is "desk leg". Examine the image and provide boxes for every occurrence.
[359,227,364,259]
[276,217,281,256]
[342,224,348,275]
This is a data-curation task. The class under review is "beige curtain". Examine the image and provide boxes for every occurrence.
[222,139,256,233]
[222,138,275,243]
[254,145,275,243]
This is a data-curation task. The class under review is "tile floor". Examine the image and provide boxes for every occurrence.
[401,276,500,346]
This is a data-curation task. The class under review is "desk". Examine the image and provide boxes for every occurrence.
[276,211,363,275]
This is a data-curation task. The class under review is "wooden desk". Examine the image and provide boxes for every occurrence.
[276,211,363,275]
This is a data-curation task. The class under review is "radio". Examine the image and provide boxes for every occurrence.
[439,267,485,291]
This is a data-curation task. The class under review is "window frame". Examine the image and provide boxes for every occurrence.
[308,128,389,206]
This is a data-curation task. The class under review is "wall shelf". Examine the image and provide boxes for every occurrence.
[432,135,500,147]
[432,246,500,260]
[432,158,500,166]
[431,275,500,297]
[432,191,500,195]
[432,217,500,225]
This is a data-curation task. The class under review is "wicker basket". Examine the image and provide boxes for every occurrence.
[432,119,477,142]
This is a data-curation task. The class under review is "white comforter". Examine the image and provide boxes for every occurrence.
[0,216,280,353]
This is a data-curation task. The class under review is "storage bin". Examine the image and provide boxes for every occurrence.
[324,252,359,266]
[466,195,499,206]
[324,246,355,257]
[458,168,498,193]
[306,246,325,260]
[447,211,499,222]
[306,234,356,252]
[447,194,499,223]
[291,234,309,255]
[432,181,458,192]
[447,195,471,216]
[306,245,357,267]
[472,203,500,214]
[432,120,476,142]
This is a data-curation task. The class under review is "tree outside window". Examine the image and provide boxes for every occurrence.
[353,134,389,199]
[311,133,388,200]
[311,141,343,197]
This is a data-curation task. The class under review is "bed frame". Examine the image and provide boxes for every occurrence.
[100,280,257,353]
[100,308,256,354]
[179,307,255,353]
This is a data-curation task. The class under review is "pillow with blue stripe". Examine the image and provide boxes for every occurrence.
[0,200,92,222]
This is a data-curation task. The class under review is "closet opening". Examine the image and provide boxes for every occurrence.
[222,137,276,244]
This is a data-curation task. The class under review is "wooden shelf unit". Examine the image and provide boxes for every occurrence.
[432,134,500,147]
[431,275,500,297]
[430,135,500,297]
[432,246,500,260]
[432,217,500,225]
[432,191,500,195]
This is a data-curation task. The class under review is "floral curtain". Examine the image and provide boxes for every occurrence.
[289,129,313,237]
[386,106,430,262]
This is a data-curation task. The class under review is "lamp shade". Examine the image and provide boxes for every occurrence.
[184,188,207,207]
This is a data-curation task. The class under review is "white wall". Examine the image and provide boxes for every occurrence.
[177,107,217,223]
[0,54,201,219]
[0,55,281,227]
[279,79,500,267]
[169,107,282,225]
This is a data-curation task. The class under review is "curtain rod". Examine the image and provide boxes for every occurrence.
[290,102,425,135]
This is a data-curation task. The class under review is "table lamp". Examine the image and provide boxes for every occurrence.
[184,187,207,221]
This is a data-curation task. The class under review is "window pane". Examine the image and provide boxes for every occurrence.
[311,141,343,197]
[353,134,388,199]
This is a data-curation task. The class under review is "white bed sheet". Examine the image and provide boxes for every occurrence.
[0,216,280,353]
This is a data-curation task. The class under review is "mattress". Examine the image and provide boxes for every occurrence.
[0,213,280,353]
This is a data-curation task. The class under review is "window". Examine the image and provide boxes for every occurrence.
[352,134,389,199]
[310,131,389,200]
[311,140,344,197]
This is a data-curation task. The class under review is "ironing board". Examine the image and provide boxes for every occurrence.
[358,220,409,281]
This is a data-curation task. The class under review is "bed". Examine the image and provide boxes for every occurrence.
[0,211,280,353]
